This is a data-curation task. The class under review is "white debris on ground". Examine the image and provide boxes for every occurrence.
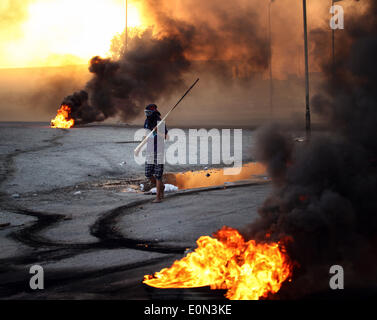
[294,136,305,143]
[73,191,82,195]
[150,184,178,194]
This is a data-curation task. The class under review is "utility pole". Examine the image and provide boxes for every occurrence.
[125,0,128,50]
[302,0,311,140]
[332,0,336,77]
[268,0,274,117]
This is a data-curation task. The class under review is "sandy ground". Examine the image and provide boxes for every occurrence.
[0,122,271,299]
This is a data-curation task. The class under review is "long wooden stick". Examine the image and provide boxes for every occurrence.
[134,78,200,156]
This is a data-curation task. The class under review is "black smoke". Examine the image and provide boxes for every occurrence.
[60,89,104,125]
[58,0,270,125]
[59,29,192,125]
[247,1,377,298]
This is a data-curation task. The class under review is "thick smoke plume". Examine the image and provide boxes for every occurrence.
[248,1,377,298]
[60,0,269,125]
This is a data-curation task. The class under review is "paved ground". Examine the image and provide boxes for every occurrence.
[0,122,270,299]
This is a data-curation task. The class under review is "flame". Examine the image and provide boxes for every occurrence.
[50,105,74,128]
[143,227,292,300]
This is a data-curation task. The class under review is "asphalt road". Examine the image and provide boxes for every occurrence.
[0,122,270,299]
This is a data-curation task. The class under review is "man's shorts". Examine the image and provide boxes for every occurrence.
[145,162,164,180]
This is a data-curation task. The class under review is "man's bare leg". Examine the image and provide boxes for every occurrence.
[160,180,165,199]
[152,179,163,203]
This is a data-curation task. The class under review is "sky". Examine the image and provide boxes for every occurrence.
[0,0,145,68]
[0,0,365,71]
[0,0,368,123]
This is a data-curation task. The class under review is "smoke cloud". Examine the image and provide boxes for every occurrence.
[247,0,377,298]
[61,0,270,125]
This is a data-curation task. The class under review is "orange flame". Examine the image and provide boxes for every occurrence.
[50,105,74,128]
[143,226,292,300]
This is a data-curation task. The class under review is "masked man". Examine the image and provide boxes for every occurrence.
[144,104,168,203]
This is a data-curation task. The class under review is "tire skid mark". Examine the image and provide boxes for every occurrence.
[0,255,175,298]
[90,199,188,254]
[3,181,266,267]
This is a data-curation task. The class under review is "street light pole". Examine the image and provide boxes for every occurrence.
[268,0,274,117]
[125,0,128,50]
[332,0,335,77]
[302,0,311,140]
